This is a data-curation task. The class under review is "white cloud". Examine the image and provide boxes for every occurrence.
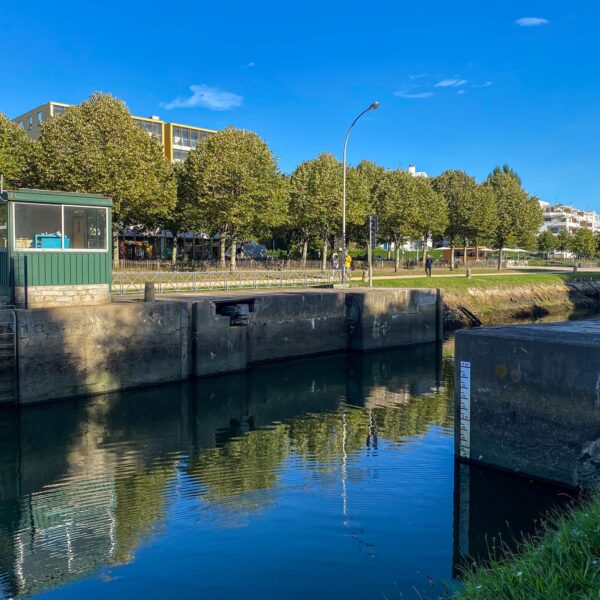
[163,85,243,111]
[515,17,549,27]
[241,61,256,69]
[434,79,467,88]
[394,91,434,99]
[457,90,466,95]
[472,81,493,88]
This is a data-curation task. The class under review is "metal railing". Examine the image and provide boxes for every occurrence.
[113,269,341,295]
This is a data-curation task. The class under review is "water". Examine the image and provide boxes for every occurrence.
[0,342,576,599]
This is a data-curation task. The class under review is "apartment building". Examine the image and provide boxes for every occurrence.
[539,200,600,235]
[13,101,217,163]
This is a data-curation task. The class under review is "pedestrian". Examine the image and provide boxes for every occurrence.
[425,255,434,278]
[345,253,353,279]
[331,253,340,270]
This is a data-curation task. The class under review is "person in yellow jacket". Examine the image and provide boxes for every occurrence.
[344,253,353,279]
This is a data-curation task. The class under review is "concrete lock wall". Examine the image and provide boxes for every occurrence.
[15,288,442,405]
[17,303,191,404]
[454,321,600,490]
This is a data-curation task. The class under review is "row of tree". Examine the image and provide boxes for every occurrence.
[1,93,544,269]
[537,228,600,259]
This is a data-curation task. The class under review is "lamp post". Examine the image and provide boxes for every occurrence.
[341,101,379,284]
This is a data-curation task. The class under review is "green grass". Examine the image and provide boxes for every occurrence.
[370,272,600,292]
[456,494,600,599]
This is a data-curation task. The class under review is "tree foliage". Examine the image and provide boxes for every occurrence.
[178,126,287,268]
[485,171,543,262]
[537,231,556,257]
[570,227,596,258]
[0,113,31,188]
[29,93,176,229]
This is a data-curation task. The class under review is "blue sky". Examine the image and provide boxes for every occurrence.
[1,0,599,208]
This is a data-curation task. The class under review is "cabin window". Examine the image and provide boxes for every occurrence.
[13,203,109,251]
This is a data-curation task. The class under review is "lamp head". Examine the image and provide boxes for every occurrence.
[369,101,380,110]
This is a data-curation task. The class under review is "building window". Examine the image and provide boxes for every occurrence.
[133,119,163,144]
[28,116,33,130]
[173,148,189,163]
[18,121,24,129]
[14,203,62,249]
[63,206,107,249]
[52,105,67,117]
[13,203,108,251]
[37,111,43,125]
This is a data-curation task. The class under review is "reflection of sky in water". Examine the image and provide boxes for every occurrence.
[0,343,572,599]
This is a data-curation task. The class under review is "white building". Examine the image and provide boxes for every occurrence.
[407,164,428,178]
[539,201,600,236]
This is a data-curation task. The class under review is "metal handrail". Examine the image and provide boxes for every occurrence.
[112,269,341,295]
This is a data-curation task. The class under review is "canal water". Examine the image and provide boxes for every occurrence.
[0,342,576,599]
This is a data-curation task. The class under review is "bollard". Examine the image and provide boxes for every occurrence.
[144,282,155,302]
[573,264,578,273]
[466,268,472,279]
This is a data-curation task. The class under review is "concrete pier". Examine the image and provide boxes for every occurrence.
[455,319,600,489]
[14,287,442,405]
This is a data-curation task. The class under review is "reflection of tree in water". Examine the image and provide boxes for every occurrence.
[187,380,453,512]
[112,458,180,564]
[187,425,291,518]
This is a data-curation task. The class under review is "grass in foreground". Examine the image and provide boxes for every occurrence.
[371,272,600,292]
[456,494,600,599]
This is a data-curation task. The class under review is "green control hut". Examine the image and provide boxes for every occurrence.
[0,189,113,308]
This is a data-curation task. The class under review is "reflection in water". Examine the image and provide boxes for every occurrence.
[0,341,572,599]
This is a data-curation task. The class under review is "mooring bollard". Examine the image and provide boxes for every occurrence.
[144,282,155,302]
[466,268,472,279]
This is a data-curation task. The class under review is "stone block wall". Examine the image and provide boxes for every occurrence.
[455,322,600,489]
[15,284,111,308]
[17,302,191,404]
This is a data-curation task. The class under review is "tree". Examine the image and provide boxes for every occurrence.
[374,169,420,271]
[570,227,596,259]
[178,126,287,270]
[29,93,176,263]
[409,176,448,264]
[556,229,572,254]
[289,153,368,269]
[537,231,556,258]
[433,170,479,268]
[0,113,32,188]
[491,163,522,185]
[485,172,542,269]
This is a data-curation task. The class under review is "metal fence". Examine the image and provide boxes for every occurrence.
[115,258,329,272]
[112,269,340,295]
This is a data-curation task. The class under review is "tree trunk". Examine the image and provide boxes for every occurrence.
[463,241,468,268]
[321,239,328,271]
[172,234,178,265]
[301,239,308,267]
[395,244,400,272]
[475,242,479,266]
[230,233,237,271]
[220,234,227,270]
[422,234,428,265]
[450,245,455,270]
[497,248,503,270]
[113,232,119,270]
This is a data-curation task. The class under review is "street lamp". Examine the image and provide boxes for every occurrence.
[341,101,379,284]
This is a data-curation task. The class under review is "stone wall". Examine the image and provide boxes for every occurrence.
[455,320,600,489]
[16,288,442,404]
[15,284,111,308]
[17,302,191,404]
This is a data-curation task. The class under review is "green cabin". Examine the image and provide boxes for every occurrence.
[0,189,113,308]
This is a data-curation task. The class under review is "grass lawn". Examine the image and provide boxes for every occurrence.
[369,272,600,292]
[457,495,600,599]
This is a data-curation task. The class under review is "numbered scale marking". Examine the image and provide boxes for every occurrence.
[459,361,471,459]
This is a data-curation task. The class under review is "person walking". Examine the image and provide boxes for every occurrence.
[425,255,434,278]
[345,253,353,280]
